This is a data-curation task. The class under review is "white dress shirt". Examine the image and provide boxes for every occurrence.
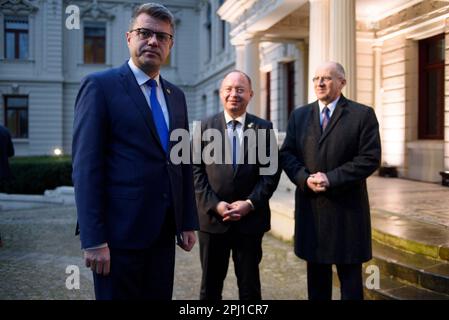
[318,96,340,126]
[128,58,170,129]
[224,111,246,164]
[222,111,254,210]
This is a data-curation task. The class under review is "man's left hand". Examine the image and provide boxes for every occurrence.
[314,172,330,191]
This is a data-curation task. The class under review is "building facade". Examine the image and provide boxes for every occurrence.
[1,0,448,184]
[0,0,235,156]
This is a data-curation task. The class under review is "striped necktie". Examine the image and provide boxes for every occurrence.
[321,106,330,132]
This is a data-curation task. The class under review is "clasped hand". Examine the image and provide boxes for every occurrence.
[307,172,330,193]
[216,200,252,222]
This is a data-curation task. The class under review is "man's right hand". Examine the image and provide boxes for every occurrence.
[84,246,111,276]
[215,201,231,217]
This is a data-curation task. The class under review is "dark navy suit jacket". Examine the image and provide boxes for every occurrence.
[72,62,198,250]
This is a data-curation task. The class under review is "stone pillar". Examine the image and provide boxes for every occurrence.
[308,0,329,102]
[329,0,356,99]
[244,37,261,116]
[235,44,245,71]
[373,43,383,138]
[445,19,449,171]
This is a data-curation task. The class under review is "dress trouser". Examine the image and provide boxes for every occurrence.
[198,229,263,300]
[92,212,176,300]
[307,262,364,300]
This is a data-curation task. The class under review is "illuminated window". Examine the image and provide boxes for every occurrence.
[4,96,28,138]
[84,22,106,64]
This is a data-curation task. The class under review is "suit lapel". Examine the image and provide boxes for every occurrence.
[318,95,346,145]
[311,102,322,141]
[118,63,165,153]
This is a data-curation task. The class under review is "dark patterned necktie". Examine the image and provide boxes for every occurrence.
[322,106,330,132]
[231,120,239,170]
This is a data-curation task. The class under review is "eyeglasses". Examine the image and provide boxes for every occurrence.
[222,87,247,94]
[129,28,173,44]
[312,76,333,83]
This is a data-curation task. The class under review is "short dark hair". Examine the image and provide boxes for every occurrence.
[222,70,252,89]
[129,3,175,33]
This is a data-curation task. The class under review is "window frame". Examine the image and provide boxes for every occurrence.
[3,95,29,139]
[4,15,29,60]
[418,33,445,140]
[83,21,106,64]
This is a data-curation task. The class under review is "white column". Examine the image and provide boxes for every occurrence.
[329,0,356,100]
[244,37,261,116]
[373,43,383,138]
[308,0,329,102]
[445,19,449,170]
[235,45,245,71]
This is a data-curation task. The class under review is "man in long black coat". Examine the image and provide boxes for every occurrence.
[280,61,381,300]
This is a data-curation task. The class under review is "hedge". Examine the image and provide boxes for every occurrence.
[0,156,73,195]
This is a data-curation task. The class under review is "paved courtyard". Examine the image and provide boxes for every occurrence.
[0,205,311,300]
[2,176,448,300]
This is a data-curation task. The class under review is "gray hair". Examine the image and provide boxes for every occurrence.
[332,62,346,79]
[129,3,175,33]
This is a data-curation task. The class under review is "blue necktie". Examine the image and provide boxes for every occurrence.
[147,79,169,152]
[231,120,239,170]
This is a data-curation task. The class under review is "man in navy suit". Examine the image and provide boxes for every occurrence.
[72,3,199,300]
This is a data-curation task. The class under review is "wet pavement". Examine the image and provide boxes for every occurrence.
[0,205,313,300]
[1,175,448,300]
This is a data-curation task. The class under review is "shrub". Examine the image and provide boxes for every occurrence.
[0,156,72,195]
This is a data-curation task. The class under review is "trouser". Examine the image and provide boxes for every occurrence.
[198,230,264,300]
[307,262,363,300]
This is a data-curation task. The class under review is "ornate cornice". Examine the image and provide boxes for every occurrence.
[357,0,449,36]
[80,0,115,21]
[64,0,116,20]
[0,0,39,15]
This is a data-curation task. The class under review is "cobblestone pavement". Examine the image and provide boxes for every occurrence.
[0,205,314,300]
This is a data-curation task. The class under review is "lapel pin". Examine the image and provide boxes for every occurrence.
[247,122,254,129]
[166,88,171,95]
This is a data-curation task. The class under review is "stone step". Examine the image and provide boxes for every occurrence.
[371,209,449,262]
[363,272,449,300]
[332,264,449,300]
[370,240,449,295]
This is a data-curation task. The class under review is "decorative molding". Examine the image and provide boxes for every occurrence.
[11,83,19,94]
[80,0,115,21]
[357,0,449,35]
[0,0,39,15]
